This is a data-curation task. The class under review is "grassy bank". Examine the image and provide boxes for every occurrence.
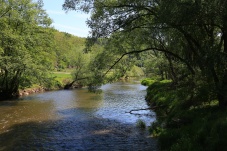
[142,79,227,151]
[20,72,72,91]
[44,71,73,90]
[18,72,73,96]
[51,72,72,84]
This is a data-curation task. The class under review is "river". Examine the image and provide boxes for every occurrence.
[0,80,158,151]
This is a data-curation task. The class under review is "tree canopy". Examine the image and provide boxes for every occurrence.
[63,0,227,107]
[0,0,54,99]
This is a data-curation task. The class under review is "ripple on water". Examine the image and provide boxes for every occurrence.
[0,80,158,150]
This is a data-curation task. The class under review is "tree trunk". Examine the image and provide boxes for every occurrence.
[64,80,75,89]
[219,20,227,107]
[165,54,178,84]
[159,67,164,80]
[0,90,15,100]
[218,95,227,108]
[218,72,227,108]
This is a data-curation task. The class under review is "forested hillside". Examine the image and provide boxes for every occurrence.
[53,30,86,71]
[0,0,89,99]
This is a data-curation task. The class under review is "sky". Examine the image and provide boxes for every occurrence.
[42,0,90,37]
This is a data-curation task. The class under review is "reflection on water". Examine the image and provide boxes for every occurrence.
[98,81,155,125]
[0,80,157,150]
[0,100,56,133]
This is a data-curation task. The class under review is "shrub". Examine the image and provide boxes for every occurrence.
[149,121,164,137]
[144,79,227,150]
[136,119,146,129]
[141,78,156,86]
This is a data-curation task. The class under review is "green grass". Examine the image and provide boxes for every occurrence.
[141,78,172,86]
[51,72,72,81]
[141,78,156,86]
[40,71,73,89]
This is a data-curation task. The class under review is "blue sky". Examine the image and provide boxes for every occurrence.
[42,0,90,37]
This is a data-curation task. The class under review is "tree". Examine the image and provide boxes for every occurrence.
[0,0,54,99]
[63,0,227,108]
[53,31,86,70]
[157,0,227,107]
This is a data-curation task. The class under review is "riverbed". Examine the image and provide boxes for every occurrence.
[0,80,157,150]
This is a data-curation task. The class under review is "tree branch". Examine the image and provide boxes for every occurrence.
[0,7,11,18]
[103,47,195,77]
[64,77,89,89]
[126,105,165,115]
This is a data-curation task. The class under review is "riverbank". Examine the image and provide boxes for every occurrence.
[18,76,143,97]
[17,71,73,97]
[142,79,227,150]
[18,82,82,97]
[18,86,45,96]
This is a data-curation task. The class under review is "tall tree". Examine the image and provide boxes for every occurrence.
[0,0,54,99]
[63,0,227,107]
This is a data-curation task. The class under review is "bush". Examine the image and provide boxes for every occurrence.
[144,79,227,151]
[136,119,146,129]
[141,78,156,86]
[157,107,227,151]
[149,121,164,137]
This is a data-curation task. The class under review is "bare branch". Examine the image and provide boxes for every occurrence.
[125,105,165,115]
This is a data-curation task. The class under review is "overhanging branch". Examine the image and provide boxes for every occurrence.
[103,47,195,77]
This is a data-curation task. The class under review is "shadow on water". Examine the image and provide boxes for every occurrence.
[0,80,158,150]
[0,101,19,107]
[0,108,158,151]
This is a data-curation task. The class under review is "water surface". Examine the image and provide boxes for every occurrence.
[0,80,157,150]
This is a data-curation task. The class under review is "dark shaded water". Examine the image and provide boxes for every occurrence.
[0,80,157,151]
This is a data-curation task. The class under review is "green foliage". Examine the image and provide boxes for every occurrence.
[145,80,227,150]
[145,80,174,107]
[141,78,156,86]
[63,0,227,106]
[0,0,54,99]
[149,121,164,137]
[51,31,104,88]
[136,119,146,129]
[125,65,144,77]
[62,0,227,150]
[51,72,72,86]
[157,108,227,151]
[53,31,86,70]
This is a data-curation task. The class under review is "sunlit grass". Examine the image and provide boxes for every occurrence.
[50,72,72,84]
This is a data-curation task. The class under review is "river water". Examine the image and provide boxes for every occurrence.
[0,80,157,151]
